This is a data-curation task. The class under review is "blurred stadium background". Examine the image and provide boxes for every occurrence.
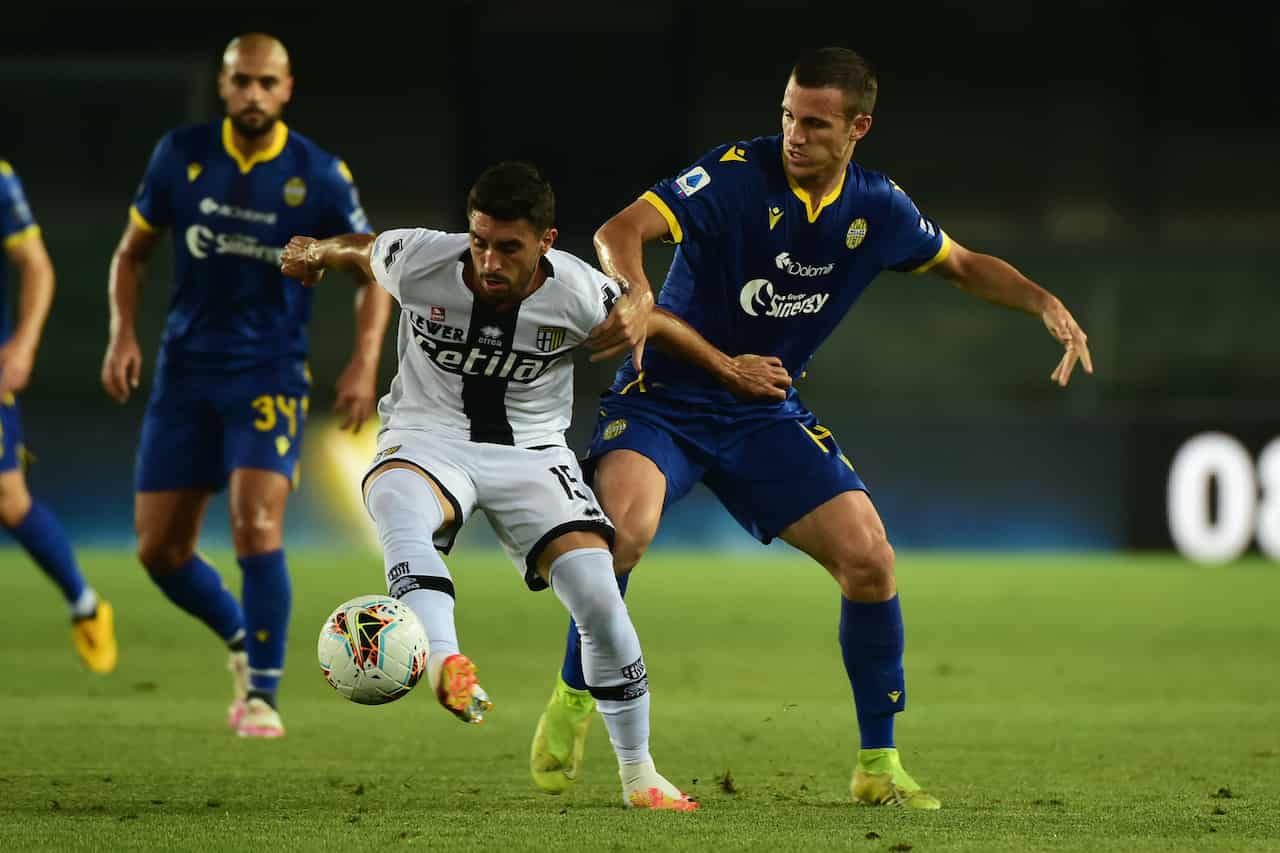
[4,4,1279,850]
[1,1,1277,558]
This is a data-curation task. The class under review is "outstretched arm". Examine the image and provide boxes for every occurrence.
[585,198,664,368]
[281,233,386,431]
[647,309,791,402]
[931,240,1093,386]
[280,233,376,284]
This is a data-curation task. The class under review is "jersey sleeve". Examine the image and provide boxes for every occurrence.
[369,228,455,303]
[584,267,624,330]
[639,143,752,244]
[0,161,40,250]
[880,180,951,273]
[130,133,179,232]
[315,157,372,238]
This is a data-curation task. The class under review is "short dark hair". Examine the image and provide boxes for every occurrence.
[466,161,556,232]
[791,47,878,118]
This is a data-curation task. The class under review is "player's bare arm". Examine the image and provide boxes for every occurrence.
[102,220,161,404]
[334,277,390,432]
[1,231,55,396]
[931,239,1094,387]
[586,198,665,367]
[647,309,791,402]
[280,233,376,286]
[281,233,385,430]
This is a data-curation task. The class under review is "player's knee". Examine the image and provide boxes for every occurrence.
[137,539,194,576]
[831,535,896,600]
[611,525,654,574]
[0,494,31,528]
[230,510,282,555]
[365,470,444,547]
[0,476,32,528]
[552,549,626,629]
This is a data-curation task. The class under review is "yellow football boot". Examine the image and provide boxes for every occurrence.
[72,600,117,673]
[851,747,941,809]
[530,674,595,793]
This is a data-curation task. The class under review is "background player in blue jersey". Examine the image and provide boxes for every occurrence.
[1,160,117,673]
[532,47,1094,807]
[99,34,391,738]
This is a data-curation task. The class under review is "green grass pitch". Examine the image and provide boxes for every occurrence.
[2,549,1278,851]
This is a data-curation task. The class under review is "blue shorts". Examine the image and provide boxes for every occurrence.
[0,393,25,474]
[584,390,867,543]
[136,360,311,493]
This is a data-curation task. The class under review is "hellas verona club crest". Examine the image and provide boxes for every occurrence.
[283,177,307,207]
[846,217,868,250]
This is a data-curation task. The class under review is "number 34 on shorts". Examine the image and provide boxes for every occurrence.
[252,394,309,456]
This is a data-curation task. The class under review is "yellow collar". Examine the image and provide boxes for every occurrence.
[222,117,289,174]
[784,151,847,223]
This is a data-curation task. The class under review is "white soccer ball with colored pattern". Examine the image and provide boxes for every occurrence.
[317,595,428,705]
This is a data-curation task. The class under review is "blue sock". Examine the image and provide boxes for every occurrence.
[8,500,89,609]
[239,549,291,698]
[561,570,630,691]
[152,554,245,643]
[839,594,905,750]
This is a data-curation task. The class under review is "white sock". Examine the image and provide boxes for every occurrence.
[70,587,98,620]
[549,548,650,766]
[366,469,460,684]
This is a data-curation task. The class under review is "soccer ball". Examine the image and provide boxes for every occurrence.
[317,595,429,705]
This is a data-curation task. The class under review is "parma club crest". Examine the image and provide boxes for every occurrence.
[535,326,566,352]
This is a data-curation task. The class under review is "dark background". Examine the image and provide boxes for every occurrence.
[2,1,1276,550]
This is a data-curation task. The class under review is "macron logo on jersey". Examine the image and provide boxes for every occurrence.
[673,167,711,199]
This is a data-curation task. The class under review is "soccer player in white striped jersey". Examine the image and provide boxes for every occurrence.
[280,161,744,810]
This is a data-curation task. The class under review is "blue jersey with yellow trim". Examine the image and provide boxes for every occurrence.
[131,119,371,370]
[1,159,41,345]
[614,134,948,403]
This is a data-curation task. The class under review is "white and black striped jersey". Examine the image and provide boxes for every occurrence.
[369,228,622,448]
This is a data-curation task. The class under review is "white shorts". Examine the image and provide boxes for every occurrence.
[363,429,614,590]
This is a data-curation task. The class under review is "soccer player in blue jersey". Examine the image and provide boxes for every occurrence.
[100,33,390,738]
[1,160,117,673]
[532,47,1094,807]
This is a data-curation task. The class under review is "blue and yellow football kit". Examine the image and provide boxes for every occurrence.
[588,134,950,541]
[0,159,40,473]
[129,119,371,491]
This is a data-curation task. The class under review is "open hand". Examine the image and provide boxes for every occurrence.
[334,356,377,432]
[724,354,792,402]
[101,336,142,404]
